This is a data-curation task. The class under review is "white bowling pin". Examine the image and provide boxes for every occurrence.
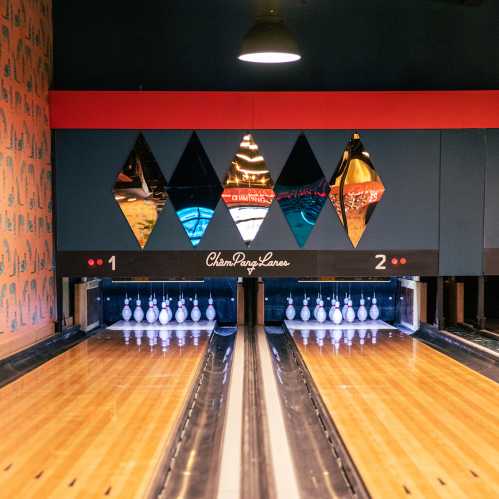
[206,293,216,321]
[313,294,321,320]
[357,294,368,322]
[122,294,132,322]
[300,295,310,322]
[133,295,144,323]
[165,296,173,322]
[175,299,186,323]
[342,294,349,320]
[158,297,170,325]
[317,299,327,323]
[146,299,156,324]
[369,293,380,320]
[332,300,343,325]
[181,293,188,317]
[346,300,356,323]
[285,294,296,320]
[153,294,159,320]
[191,294,202,322]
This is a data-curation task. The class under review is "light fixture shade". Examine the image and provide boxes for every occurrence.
[238,16,301,63]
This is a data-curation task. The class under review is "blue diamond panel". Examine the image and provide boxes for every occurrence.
[167,132,222,247]
[274,134,329,247]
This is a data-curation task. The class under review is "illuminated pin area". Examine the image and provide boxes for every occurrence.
[329,132,385,248]
[222,134,275,244]
[112,134,168,249]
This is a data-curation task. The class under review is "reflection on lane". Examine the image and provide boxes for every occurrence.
[289,327,400,351]
[121,329,210,350]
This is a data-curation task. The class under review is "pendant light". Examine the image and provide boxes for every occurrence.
[238,1,301,64]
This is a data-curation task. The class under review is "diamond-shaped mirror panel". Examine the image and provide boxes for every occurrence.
[168,132,222,247]
[329,132,385,248]
[221,134,275,245]
[113,133,168,249]
[274,134,329,247]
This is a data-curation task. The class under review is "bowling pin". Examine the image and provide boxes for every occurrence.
[313,294,321,320]
[332,299,343,325]
[342,294,349,320]
[175,299,186,323]
[369,292,380,320]
[158,297,170,325]
[300,295,310,322]
[206,293,216,321]
[317,299,327,323]
[191,294,202,322]
[285,294,296,321]
[357,294,368,322]
[122,294,132,322]
[181,293,188,317]
[346,300,356,323]
[166,295,173,322]
[153,294,159,320]
[133,294,144,323]
[146,299,156,324]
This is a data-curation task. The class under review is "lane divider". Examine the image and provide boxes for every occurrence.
[256,326,301,499]
[217,328,245,499]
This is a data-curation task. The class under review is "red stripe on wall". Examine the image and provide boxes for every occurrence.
[49,90,499,130]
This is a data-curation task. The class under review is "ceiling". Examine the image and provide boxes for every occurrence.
[53,0,499,91]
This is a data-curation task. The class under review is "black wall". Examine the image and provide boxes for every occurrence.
[53,1,499,91]
[54,129,499,276]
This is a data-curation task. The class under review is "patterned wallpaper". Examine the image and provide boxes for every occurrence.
[0,0,54,358]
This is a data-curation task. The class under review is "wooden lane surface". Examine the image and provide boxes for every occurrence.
[0,329,209,498]
[293,329,499,499]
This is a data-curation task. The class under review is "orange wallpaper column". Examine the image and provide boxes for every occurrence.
[0,0,54,359]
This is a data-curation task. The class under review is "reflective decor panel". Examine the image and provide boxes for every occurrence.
[221,134,275,245]
[329,132,385,248]
[274,134,329,247]
[168,132,222,246]
[113,134,168,249]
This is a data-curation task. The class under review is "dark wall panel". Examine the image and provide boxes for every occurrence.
[439,130,486,276]
[56,130,446,262]
[484,130,499,249]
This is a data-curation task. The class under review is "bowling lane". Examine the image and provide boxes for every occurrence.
[0,329,209,498]
[293,328,499,499]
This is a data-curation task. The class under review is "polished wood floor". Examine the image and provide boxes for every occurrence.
[294,329,499,499]
[0,329,208,498]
